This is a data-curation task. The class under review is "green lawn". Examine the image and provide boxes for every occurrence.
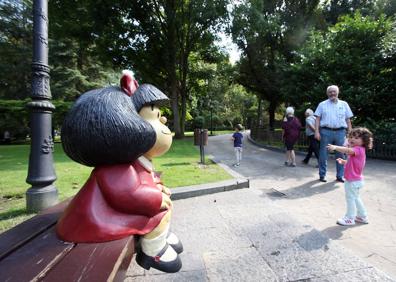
[184,129,234,137]
[0,137,232,232]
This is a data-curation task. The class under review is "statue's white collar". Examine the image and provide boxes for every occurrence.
[137,156,153,172]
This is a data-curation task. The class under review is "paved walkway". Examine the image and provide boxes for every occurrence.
[126,133,396,281]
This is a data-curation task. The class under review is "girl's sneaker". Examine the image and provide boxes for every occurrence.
[337,216,355,226]
[355,216,369,224]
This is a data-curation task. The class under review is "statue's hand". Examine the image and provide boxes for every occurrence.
[161,193,172,210]
[162,186,171,196]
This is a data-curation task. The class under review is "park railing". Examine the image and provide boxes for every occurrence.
[251,126,396,161]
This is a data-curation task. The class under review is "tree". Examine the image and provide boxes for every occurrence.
[374,0,396,18]
[231,0,320,129]
[287,12,396,123]
[48,0,120,100]
[92,0,229,138]
[0,0,32,99]
[322,0,375,25]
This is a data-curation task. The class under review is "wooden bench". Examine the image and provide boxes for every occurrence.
[0,200,135,282]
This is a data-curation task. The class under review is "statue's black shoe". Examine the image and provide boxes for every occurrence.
[167,232,183,254]
[136,243,182,273]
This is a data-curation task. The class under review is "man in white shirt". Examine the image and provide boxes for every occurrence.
[314,85,353,182]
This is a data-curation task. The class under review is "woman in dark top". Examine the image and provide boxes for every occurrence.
[282,107,302,167]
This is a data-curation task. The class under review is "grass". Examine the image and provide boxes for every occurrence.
[0,137,232,232]
[184,129,234,137]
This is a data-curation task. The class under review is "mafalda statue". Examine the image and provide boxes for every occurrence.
[56,70,183,273]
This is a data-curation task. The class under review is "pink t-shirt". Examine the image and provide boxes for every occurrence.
[344,146,366,181]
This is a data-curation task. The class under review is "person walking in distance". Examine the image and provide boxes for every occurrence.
[232,124,243,167]
[302,109,319,166]
[281,107,301,167]
[327,127,373,226]
[314,85,353,182]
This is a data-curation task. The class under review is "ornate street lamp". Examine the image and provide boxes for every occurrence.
[26,0,58,212]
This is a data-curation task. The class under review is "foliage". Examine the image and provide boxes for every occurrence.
[231,0,320,128]
[2,0,396,143]
[359,119,396,144]
[0,0,32,100]
[193,116,205,129]
[322,0,375,25]
[0,99,30,140]
[0,99,73,140]
[88,0,230,138]
[285,13,396,124]
[0,0,120,102]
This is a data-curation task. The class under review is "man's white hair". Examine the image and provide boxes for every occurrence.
[285,106,294,116]
[305,108,314,116]
[327,85,339,94]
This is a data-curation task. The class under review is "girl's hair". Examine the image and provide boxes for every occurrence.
[348,127,373,149]
[61,86,156,166]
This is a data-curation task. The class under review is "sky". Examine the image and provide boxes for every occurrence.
[216,32,241,64]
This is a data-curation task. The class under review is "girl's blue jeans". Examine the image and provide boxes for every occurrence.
[344,180,367,219]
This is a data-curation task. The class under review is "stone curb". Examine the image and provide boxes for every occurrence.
[170,147,250,200]
[171,178,249,200]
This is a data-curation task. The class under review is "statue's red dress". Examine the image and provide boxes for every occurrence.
[56,159,166,243]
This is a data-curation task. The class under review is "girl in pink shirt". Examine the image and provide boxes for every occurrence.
[327,127,373,226]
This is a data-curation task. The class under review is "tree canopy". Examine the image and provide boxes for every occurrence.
[1,0,395,140]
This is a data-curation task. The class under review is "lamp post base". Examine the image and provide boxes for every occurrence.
[26,185,59,213]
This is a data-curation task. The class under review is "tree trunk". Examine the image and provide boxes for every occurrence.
[171,82,181,138]
[180,90,186,137]
[165,2,182,138]
[179,48,189,138]
[268,99,276,131]
[257,96,263,127]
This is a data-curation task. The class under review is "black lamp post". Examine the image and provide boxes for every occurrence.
[26,0,58,212]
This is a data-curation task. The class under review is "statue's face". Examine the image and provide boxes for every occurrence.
[139,104,172,159]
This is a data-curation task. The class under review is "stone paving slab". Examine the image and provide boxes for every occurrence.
[125,188,394,281]
[205,133,396,277]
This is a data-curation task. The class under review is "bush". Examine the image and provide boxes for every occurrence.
[232,116,243,127]
[193,116,205,129]
[0,99,72,141]
[359,119,396,144]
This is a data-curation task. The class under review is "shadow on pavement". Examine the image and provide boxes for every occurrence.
[261,179,340,200]
[320,224,362,240]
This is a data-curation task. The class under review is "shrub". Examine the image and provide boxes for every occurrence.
[193,116,205,129]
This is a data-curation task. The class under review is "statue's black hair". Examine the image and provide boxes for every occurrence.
[132,84,169,112]
[61,86,156,167]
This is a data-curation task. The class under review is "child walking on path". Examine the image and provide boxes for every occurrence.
[327,127,373,226]
[232,124,244,167]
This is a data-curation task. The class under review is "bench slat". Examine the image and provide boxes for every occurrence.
[42,236,135,282]
[0,226,75,282]
[0,200,70,261]
[0,199,135,282]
